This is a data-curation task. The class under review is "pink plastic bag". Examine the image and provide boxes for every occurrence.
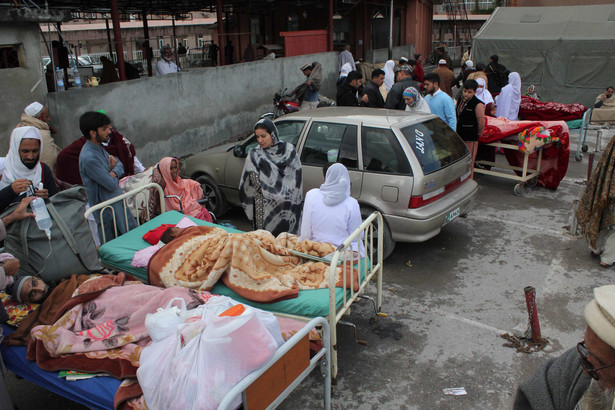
[138,296,282,410]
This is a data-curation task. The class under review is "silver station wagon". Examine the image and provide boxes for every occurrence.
[182,107,478,258]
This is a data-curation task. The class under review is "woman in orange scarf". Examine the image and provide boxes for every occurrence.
[159,157,212,222]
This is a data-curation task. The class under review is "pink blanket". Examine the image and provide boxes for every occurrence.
[27,275,206,409]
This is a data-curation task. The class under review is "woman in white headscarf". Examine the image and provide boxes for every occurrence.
[403,87,431,114]
[383,60,396,92]
[300,163,362,250]
[336,62,354,87]
[475,78,494,106]
[496,72,522,121]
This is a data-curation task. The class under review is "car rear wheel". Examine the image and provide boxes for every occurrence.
[360,208,396,260]
[196,175,228,217]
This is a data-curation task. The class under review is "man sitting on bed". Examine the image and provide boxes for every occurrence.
[79,111,137,242]
[593,86,615,124]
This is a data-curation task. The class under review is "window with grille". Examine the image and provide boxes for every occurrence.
[0,45,21,69]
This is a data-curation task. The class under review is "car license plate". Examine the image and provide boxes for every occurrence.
[445,208,459,224]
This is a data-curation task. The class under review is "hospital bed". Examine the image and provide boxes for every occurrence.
[86,183,385,380]
[2,317,331,409]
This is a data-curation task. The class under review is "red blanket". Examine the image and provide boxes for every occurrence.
[519,96,587,121]
[479,117,570,189]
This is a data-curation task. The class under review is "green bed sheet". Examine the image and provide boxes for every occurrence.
[98,211,370,318]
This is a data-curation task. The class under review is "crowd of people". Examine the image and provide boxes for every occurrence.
[328,47,521,177]
[3,45,615,409]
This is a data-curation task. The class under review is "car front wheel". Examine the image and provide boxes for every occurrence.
[196,174,228,217]
[360,208,396,260]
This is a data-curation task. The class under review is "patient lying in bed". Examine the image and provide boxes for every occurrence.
[147,225,359,303]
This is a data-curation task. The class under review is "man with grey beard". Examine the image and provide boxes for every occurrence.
[514,285,615,410]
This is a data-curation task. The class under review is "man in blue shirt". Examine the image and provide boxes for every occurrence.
[78,111,136,243]
[423,72,457,130]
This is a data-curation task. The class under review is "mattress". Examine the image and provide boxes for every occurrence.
[1,324,121,410]
[98,211,368,318]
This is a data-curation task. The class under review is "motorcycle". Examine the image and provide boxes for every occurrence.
[271,88,300,118]
[260,88,335,121]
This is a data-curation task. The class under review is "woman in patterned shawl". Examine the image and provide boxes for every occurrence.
[577,135,615,267]
[239,118,303,236]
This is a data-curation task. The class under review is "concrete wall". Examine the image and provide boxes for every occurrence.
[46,52,338,166]
[365,45,415,64]
[0,22,47,152]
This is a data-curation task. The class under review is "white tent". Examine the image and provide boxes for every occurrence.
[472,5,615,107]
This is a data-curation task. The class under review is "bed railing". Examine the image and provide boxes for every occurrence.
[327,211,384,379]
[218,316,331,410]
[84,183,166,244]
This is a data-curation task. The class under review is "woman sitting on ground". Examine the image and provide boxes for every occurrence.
[159,157,212,222]
[300,163,362,251]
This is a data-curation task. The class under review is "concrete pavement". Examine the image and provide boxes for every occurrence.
[6,127,613,409]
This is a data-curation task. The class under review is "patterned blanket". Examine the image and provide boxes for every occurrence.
[26,273,207,409]
[148,226,359,302]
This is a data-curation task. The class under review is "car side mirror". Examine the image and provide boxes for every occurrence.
[233,144,245,158]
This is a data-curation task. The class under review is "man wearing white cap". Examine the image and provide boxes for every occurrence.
[514,285,615,409]
[434,59,455,97]
[16,101,61,177]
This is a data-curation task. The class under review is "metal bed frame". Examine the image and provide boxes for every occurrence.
[85,183,385,381]
[474,140,543,196]
[575,108,594,162]
[219,317,331,409]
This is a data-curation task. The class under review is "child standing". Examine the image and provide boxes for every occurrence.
[456,79,485,179]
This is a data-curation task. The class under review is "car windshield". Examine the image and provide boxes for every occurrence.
[400,118,468,175]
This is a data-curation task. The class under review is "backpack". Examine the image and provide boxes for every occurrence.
[0,186,102,284]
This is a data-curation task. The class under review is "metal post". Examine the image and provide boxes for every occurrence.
[172,14,178,67]
[142,11,152,77]
[388,0,393,60]
[105,19,114,60]
[328,0,334,52]
[216,0,226,66]
[110,0,127,81]
[363,1,368,60]
[524,286,541,343]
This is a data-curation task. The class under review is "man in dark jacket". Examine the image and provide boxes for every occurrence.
[514,284,615,410]
[336,71,366,107]
[384,66,420,110]
[363,69,385,108]
[485,55,510,95]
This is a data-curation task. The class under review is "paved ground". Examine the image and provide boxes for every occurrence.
[6,127,614,409]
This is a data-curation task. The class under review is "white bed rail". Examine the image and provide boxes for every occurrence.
[84,183,166,244]
[273,212,384,380]
[327,211,384,379]
[218,317,331,410]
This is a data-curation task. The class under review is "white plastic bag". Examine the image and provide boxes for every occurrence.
[138,296,283,410]
[144,297,187,341]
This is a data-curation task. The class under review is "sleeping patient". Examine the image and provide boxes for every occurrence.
[1,253,50,304]
[131,217,197,268]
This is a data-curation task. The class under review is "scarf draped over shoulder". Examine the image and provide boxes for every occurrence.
[239,119,303,236]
